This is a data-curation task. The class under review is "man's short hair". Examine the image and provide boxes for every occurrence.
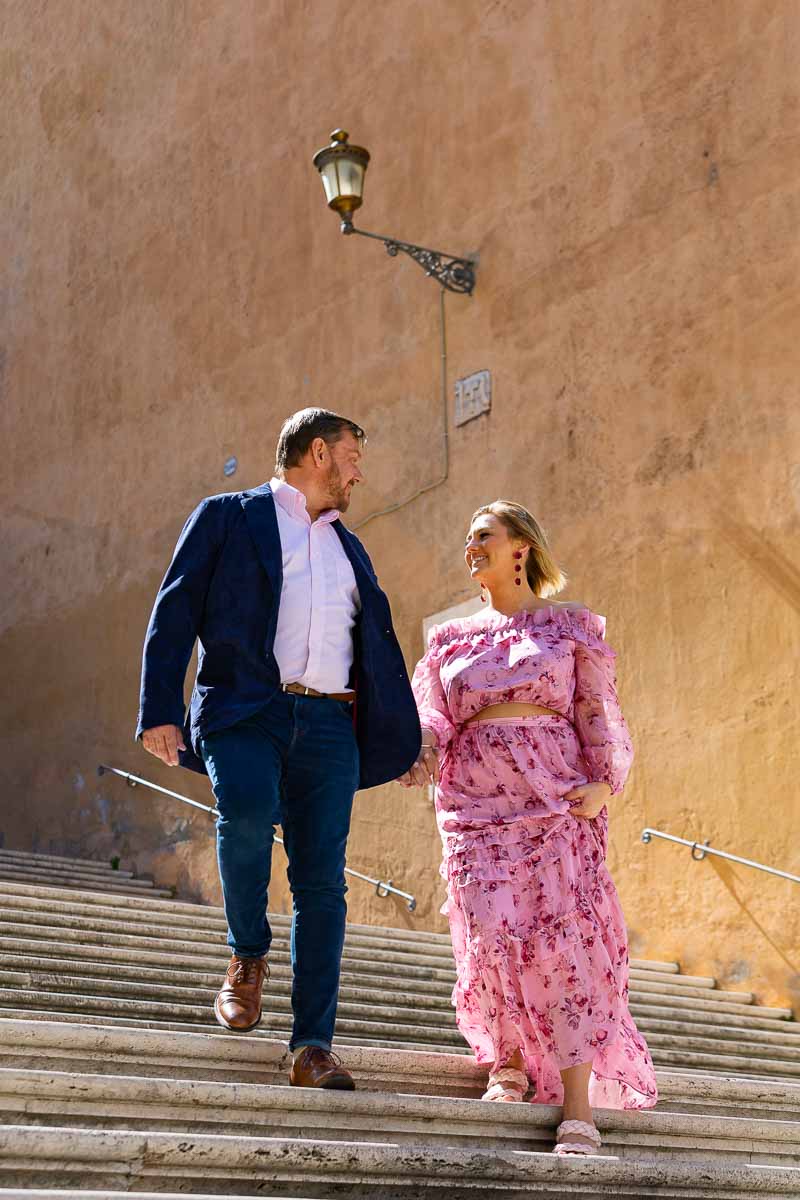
[275,408,366,471]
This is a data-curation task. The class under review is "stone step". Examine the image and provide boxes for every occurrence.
[648,1042,800,1078]
[0,971,458,1031]
[0,926,460,986]
[0,876,174,900]
[0,869,172,898]
[0,906,738,998]
[0,875,451,941]
[629,976,765,1009]
[1,1018,475,1092]
[0,850,124,872]
[1,957,458,1013]
[0,880,674,966]
[1,960,796,1075]
[0,1193,319,1200]
[3,1067,800,1167]
[0,878,698,981]
[0,885,457,959]
[37,1013,800,1080]
[2,1005,473,1056]
[0,854,133,883]
[0,879,686,975]
[1,931,782,1017]
[642,1027,800,1067]
[1,964,796,1051]
[0,936,784,1018]
[0,854,131,883]
[0,907,467,970]
[3,993,798,1081]
[4,1018,800,1116]
[1,1123,799,1197]
[0,868,157,892]
[0,987,466,1046]
[0,921,460,978]
[656,1072,800,1120]
[4,881,752,1009]
[639,1017,800,1056]
[628,998,800,1034]
[3,965,797,1050]
[0,938,457,997]
[17,1004,800,1076]
[3,951,792,1033]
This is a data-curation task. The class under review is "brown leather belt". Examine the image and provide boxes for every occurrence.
[281,682,355,704]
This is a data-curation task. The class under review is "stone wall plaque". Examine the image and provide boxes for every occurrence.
[454,369,491,426]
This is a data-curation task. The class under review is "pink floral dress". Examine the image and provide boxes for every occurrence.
[411,605,657,1109]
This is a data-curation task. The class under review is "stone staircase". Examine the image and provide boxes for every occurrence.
[0,850,798,1197]
[0,849,173,899]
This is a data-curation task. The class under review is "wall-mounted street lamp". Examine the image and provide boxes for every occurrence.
[312,129,476,295]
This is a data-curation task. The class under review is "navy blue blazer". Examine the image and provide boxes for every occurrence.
[136,483,421,789]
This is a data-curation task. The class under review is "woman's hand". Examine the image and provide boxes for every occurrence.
[563,780,612,818]
[397,729,440,788]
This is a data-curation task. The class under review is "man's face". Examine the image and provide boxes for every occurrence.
[323,432,364,512]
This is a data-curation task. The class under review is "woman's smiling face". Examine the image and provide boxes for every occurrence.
[464,512,517,583]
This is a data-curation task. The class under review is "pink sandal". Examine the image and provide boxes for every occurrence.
[553,1119,602,1155]
[481,1066,529,1102]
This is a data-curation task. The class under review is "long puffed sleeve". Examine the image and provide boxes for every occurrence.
[410,625,457,752]
[570,610,634,796]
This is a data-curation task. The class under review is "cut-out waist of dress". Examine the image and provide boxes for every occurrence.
[460,704,571,731]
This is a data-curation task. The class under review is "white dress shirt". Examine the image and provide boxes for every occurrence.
[270,477,360,694]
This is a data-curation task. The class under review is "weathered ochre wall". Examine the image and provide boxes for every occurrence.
[2,2,799,1009]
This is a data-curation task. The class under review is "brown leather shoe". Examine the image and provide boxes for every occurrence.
[289,1047,355,1090]
[214,954,267,1032]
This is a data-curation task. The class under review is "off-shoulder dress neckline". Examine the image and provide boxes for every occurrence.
[431,605,613,652]
[482,603,581,621]
[462,604,592,629]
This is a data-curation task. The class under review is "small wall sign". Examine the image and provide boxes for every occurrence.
[454,370,491,427]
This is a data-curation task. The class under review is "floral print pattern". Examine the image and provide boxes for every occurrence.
[411,606,657,1109]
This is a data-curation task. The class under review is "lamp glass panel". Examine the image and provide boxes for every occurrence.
[320,161,340,204]
[336,158,364,198]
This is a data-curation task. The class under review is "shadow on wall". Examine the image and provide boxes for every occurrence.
[708,856,799,997]
[713,505,800,615]
[709,496,799,1009]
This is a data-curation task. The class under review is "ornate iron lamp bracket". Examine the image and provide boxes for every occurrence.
[343,222,476,295]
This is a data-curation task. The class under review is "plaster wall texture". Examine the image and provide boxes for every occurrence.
[2,2,799,1010]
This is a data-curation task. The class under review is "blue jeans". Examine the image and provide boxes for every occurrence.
[199,690,359,1052]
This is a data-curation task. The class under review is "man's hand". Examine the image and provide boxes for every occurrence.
[563,780,613,819]
[397,730,440,789]
[141,724,186,767]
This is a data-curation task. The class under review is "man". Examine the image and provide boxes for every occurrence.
[136,408,421,1089]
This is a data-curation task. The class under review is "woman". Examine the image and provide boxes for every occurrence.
[401,501,657,1155]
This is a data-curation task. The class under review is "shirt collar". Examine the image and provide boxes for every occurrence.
[270,477,340,526]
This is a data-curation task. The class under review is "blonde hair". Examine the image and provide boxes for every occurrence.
[471,500,567,598]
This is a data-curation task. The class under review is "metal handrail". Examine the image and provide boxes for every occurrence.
[98,764,417,911]
[641,827,800,885]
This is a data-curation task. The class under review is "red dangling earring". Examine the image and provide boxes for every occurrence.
[513,550,523,586]
[480,584,487,603]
